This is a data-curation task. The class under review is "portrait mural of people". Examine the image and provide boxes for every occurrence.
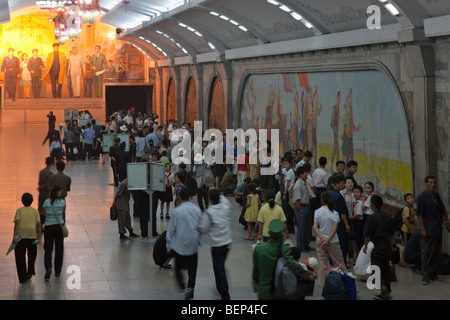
[240,70,412,201]
[1,13,145,99]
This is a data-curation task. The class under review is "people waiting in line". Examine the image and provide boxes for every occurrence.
[32,106,450,301]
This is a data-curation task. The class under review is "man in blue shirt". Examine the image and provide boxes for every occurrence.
[145,127,159,150]
[234,177,251,205]
[81,123,96,160]
[331,174,350,267]
[166,187,202,300]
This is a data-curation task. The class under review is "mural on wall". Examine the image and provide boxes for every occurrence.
[209,77,226,132]
[240,70,413,201]
[185,78,198,125]
[0,13,146,97]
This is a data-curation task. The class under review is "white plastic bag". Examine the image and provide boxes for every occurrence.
[353,242,374,280]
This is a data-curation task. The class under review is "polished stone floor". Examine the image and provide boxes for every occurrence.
[0,123,449,300]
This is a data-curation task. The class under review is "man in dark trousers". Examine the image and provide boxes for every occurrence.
[37,157,54,225]
[330,174,351,267]
[1,48,20,101]
[41,43,67,98]
[109,137,121,186]
[115,141,131,183]
[416,176,450,285]
[27,49,44,98]
[47,111,56,131]
[363,195,394,300]
[48,160,71,222]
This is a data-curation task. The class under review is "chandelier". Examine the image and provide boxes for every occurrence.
[53,8,69,44]
[78,0,101,24]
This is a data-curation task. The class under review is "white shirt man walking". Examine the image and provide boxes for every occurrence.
[200,188,233,300]
[166,187,202,300]
[68,47,85,98]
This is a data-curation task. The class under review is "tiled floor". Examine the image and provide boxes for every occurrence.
[1,123,449,300]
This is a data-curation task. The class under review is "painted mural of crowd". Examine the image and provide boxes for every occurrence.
[246,77,361,167]
[1,44,130,101]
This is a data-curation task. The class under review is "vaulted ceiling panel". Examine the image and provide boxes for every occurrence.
[174,7,260,49]
[291,0,398,33]
[204,0,314,43]
[152,19,212,54]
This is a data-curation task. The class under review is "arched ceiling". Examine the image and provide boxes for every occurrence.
[4,0,450,64]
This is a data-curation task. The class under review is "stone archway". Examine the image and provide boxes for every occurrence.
[185,77,198,125]
[208,77,225,132]
[167,78,177,122]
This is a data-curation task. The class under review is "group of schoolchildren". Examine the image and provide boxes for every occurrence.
[234,148,422,300]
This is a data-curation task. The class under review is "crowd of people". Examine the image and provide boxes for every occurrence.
[1,44,129,101]
[11,106,450,301]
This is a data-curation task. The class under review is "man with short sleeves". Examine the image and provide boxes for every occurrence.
[312,156,329,201]
[293,166,312,252]
[48,161,71,222]
[282,156,296,234]
[331,174,351,267]
[146,127,160,150]
[416,176,450,285]
[81,123,96,161]
[38,157,54,224]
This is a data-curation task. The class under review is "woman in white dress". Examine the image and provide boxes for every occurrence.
[20,53,32,98]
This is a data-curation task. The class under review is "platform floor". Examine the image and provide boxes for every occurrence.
[0,123,449,300]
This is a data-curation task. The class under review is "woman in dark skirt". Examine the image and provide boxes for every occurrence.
[159,163,174,219]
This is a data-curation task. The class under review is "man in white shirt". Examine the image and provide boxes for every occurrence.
[166,187,202,300]
[67,47,85,98]
[122,111,134,132]
[295,150,313,170]
[293,166,312,252]
[167,119,174,133]
[312,156,329,208]
[282,156,296,234]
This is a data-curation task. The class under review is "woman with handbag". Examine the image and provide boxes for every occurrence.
[42,185,66,280]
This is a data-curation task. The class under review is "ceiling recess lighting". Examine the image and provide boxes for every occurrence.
[238,25,248,32]
[279,5,291,12]
[178,23,204,39]
[266,0,317,30]
[290,12,302,20]
[384,3,400,16]
[209,11,251,34]
[155,29,189,56]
